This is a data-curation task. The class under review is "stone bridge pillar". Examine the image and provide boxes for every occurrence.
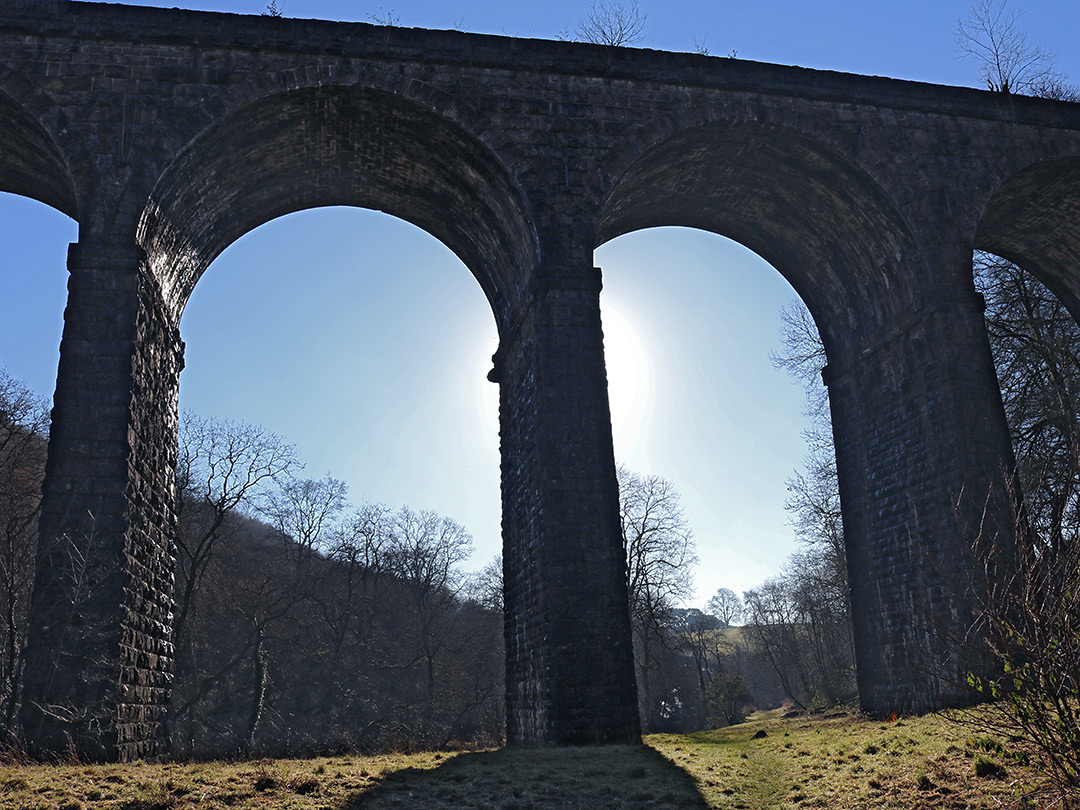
[494,266,641,745]
[826,287,1014,715]
[20,240,182,761]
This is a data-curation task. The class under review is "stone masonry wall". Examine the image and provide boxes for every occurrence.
[827,287,1017,715]
[20,242,181,761]
[2,0,1080,758]
[498,272,640,745]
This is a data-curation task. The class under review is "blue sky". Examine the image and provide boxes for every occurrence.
[2,0,1078,605]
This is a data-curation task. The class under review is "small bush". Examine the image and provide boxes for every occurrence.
[970,736,1005,755]
[1010,749,1031,766]
[253,773,278,791]
[974,755,1005,778]
[287,775,319,794]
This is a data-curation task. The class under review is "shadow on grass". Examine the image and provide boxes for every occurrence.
[339,743,711,809]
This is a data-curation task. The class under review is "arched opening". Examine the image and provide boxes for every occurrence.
[598,119,994,718]
[170,206,504,755]
[596,227,810,596]
[968,158,1080,726]
[0,87,78,392]
[0,192,75,739]
[972,249,1080,541]
[178,207,500,532]
[0,88,78,740]
[139,86,529,755]
[596,225,850,731]
[974,155,1080,541]
[976,156,1080,321]
[0,193,76,396]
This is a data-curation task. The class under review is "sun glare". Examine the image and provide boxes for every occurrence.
[602,301,652,439]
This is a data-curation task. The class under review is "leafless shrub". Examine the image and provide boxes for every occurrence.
[576,1,646,47]
[367,9,401,27]
[965,473,1080,805]
[956,0,1075,96]
[0,369,48,737]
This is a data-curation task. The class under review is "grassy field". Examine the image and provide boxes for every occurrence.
[0,710,1057,809]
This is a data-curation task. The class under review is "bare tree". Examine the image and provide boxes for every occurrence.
[759,300,856,708]
[963,259,1080,801]
[173,414,298,642]
[704,674,752,727]
[771,299,845,569]
[233,475,347,751]
[671,608,727,723]
[967,476,1080,801]
[384,507,474,744]
[576,1,646,47]
[955,0,1076,97]
[619,465,697,730]
[300,503,392,742]
[465,554,503,613]
[770,300,829,420]
[742,555,857,712]
[976,253,1080,546]
[705,587,742,627]
[770,301,846,583]
[169,415,301,753]
[260,474,348,565]
[0,369,48,736]
[743,576,813,710]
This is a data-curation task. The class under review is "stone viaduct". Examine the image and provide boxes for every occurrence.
[1,0,1079,762]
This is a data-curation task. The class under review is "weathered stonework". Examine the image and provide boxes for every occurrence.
[1,0,1079,760]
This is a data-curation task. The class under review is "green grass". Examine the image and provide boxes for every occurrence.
[0,710,1057,809]
[650,709,1045,809]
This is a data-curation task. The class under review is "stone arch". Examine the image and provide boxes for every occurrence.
[597,119,925,355]
[597,118,1012,716]
[127,83,542,753]
[128,60,527,230]
[137,84,537,331]
[975,155,1080,321]
[0,87,77,219]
